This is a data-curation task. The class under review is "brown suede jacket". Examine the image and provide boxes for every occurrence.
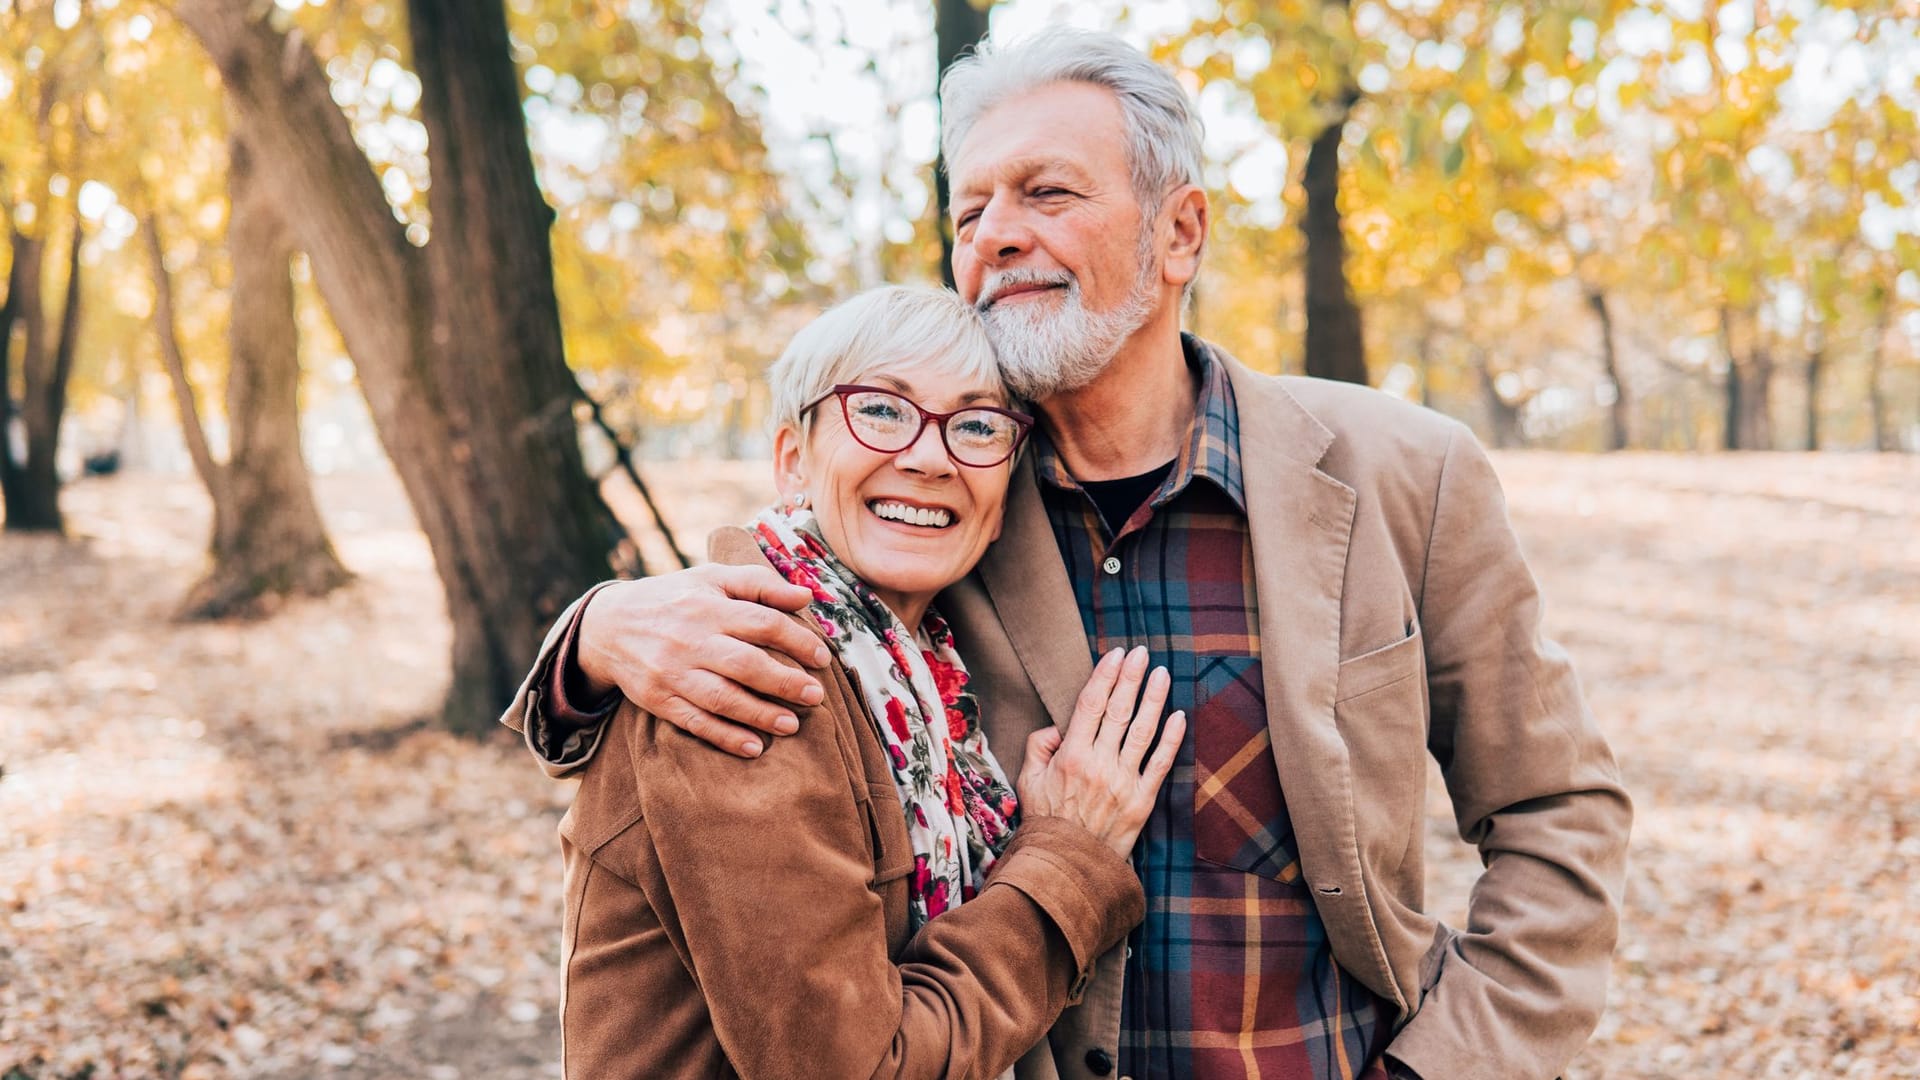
[520,527,1145,1080]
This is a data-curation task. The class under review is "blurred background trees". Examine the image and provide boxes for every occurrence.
[1,0,1915,726]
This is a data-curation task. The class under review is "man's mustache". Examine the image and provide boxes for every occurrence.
[976,269,1076,312]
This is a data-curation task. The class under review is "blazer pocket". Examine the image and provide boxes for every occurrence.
[863,781,916,884]
[1335,623,1424,704]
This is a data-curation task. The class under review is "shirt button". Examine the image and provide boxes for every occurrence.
[1101,556,1122,575]
[1085,1047,1114,1075]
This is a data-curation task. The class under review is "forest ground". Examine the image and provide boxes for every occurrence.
[3,453,1916,1079]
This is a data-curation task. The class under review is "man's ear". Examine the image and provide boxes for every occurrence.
[1161,185,1209,289]
[772,424,808,502]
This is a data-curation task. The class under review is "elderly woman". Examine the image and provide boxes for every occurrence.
[525,285,1185,1079]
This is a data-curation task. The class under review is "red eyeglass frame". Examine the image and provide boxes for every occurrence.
[802,383,1035,468]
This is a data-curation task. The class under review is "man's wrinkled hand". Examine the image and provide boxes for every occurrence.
[577,565,830,757]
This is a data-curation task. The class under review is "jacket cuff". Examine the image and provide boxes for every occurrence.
[525,581,622,771]
[982,816,1144,999]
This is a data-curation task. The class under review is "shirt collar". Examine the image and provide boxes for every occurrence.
[1030,333,1247,513]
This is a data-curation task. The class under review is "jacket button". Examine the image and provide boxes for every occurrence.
[1085,1047,1114,1075]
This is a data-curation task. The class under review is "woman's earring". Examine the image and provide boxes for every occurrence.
[787,492,810,511]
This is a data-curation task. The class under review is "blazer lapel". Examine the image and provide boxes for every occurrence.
[1224,361,1394,993]
[975,455,1094,736]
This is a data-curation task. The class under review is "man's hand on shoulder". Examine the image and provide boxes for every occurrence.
[575,565,830,757]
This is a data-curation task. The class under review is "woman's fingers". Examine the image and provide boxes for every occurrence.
[1095,648,1153,752]
[1023,726,1063,771]
[1118,666,1172,772]
[1016,727,1066,813]
[1068,648,1126,747]
[1139,710,1186,792]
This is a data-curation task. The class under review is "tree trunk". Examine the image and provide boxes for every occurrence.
[143,214,222,495]
[1719,306,1743,451]
[1586,288,1629,451]
[1414,317,1434,409]
[1803,330,1823,452]
[934,0,991,289]
[0,231,28,525]
[1868,284,1895,452]
[8,220,82,532]
[1722,365,1744,450]
[1746,335,1774,450]
[1474,352,1522,449]
[175,0,621,733]
[1302,96,1367,385]
[168,129,354,619]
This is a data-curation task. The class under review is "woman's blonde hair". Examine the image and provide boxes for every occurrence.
[766,285,1006,435]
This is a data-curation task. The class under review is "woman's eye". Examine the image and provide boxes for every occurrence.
[855,401,906,422]
[952,417,1005,441]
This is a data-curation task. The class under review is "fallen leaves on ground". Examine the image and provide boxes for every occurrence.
[1,453,1915,1078]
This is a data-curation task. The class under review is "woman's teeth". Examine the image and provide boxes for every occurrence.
[869,500,953,528]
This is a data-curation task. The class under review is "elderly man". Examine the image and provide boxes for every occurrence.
[503,28,1631,1080]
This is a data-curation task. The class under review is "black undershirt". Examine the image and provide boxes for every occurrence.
[1078,460,1176,535]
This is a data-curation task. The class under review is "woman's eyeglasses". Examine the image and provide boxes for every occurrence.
[802,384,1034,468]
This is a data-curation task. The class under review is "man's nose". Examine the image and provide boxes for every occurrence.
[969,197,1031,265]
[895,419,956,477]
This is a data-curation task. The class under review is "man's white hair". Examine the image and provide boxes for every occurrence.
[766,285,1006,434]
[939,27,1205,214]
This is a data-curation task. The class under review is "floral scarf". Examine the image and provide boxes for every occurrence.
[752,506,1019,929]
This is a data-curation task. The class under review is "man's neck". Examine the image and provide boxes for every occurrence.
[1036,317,1198,482]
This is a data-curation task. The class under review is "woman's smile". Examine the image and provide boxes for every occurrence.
[867,498,959,530]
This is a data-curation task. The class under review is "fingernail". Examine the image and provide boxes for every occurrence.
[814,647,831,667]
[742,740,763,757]
[801,682,825,705]
[774,714,799,734]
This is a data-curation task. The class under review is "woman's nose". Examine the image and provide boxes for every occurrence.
[894,420,956,476]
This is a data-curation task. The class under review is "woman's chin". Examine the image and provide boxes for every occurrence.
[850,557,967,614]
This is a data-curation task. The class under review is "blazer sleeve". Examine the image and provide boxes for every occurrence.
[497,581,621,778]
[1385,425,1633,1080]
[575,682,1143,1080]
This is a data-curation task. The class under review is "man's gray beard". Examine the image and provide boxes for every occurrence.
[979,265,1156,401]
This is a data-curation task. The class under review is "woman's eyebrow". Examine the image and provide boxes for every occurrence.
[869,376,1001,407]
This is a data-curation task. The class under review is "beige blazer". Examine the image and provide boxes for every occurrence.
[932,355,1631,1080]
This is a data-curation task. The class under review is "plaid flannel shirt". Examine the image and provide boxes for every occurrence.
[1033,336,1393,1079]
